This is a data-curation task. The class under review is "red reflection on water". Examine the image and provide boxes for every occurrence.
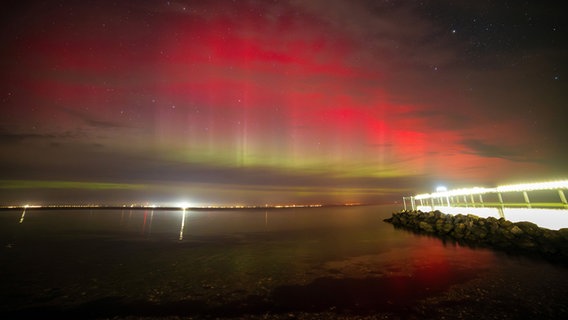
[142,210,148,234]
[385,236,495,298]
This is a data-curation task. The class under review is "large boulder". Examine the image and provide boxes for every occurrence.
[509,225,524,236]
[516,238,537,250]
[556,228,568,241]
[442,222,454,233]
[467,214,480,222]
[499,218,513,228]
[434,219,445,233]
[515,221,543,238]
[419,221,434,233]
[452,223,467,239]
[501,228,516,240]
[469,225,488,240]
[486,217,500,235]
[542,229,561,243]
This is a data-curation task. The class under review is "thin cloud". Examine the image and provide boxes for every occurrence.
[63,108,128,129]
[461,139,539,163]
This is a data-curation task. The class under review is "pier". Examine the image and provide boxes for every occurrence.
[402,180,568,230]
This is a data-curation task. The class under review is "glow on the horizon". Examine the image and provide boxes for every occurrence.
[176,201,191,209]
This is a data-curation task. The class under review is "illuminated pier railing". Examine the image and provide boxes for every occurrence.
[402,180,568,230]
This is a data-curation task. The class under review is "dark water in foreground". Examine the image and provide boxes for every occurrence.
[1,205,568,319]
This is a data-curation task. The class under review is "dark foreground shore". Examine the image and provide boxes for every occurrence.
[384,210,568,265]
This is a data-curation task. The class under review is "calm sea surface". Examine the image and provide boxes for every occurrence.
[1,205,568,319]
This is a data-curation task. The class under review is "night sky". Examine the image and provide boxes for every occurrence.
[1,0,566,206]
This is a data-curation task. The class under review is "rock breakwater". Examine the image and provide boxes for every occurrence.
[384,210,568,263]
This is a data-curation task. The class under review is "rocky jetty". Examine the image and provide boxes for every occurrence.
[384,210,568,263]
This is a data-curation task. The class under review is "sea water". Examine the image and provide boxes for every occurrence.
[1,205,567,318]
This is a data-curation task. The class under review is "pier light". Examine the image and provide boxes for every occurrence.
[496,180,568,193]
[415,186,493,200]
[406,178,568,229]
[414,193,431,200]
[436,186,447,192]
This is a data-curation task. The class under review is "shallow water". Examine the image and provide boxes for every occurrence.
[1,205,567,319]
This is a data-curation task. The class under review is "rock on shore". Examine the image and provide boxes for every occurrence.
[384,210,568,263]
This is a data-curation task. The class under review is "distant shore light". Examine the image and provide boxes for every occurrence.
[176,201,190,209]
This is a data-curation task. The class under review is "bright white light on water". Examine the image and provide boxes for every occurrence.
[436,186,447,192]
[179,209,187,240]
[19,205,28,224]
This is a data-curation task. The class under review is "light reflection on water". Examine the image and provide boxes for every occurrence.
[1,205,568,318]
[19,206,27,224]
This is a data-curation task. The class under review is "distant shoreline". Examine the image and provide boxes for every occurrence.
[0,203,371,211]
